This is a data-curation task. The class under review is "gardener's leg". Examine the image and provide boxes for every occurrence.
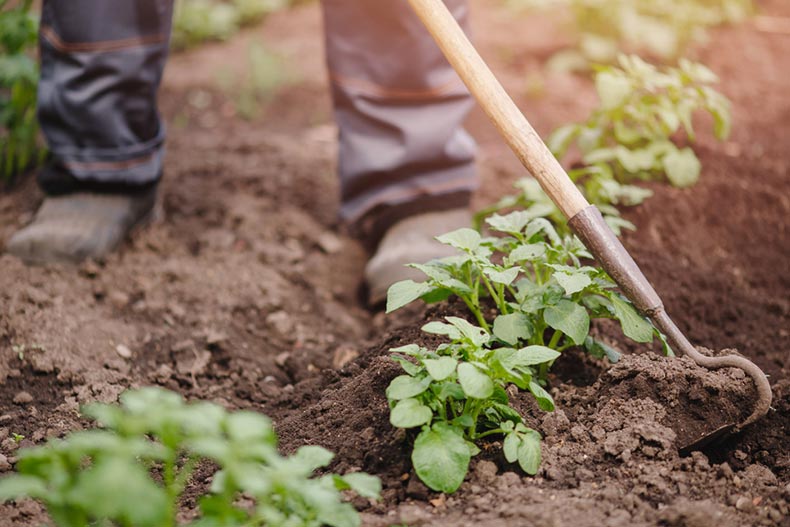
[7,0,173,264]
[322,0,478,302]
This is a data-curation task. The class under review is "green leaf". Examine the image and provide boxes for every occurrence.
[391,355,421,376]
[435,228,480,252]
[390,344,421,355]
[517,432,542,475]
[544,299,590,345]
[485,211,532,234]
[390,398,433,428]
[663,147,701,188]
[503,433,519,463]
[584,337,621,363]
[336,473,381,499]
[445,317,489,347]
[421,321,461,340]
[316,500,361,527]
[492,313,533,345]
[616,146,658,173]
[489,402,523,424]
[386,280,433,313]
[514,345,561,366]
[0,475,48,500]
[614,121,643,145]
[528,381,555,412]
[423,357,458,381]
[547,124,580,157]
[457,363,494,399]
[553,271,593,296]
[292,445,335,472]
[68,457,170,527]
[386,375,430,400]
[412,424,470,493]
[484,267,520,286]
[435,382,466,401]
[225,411,273,442]
[609,295,654,343]
[507,243,546,264]
[596,71,632,110]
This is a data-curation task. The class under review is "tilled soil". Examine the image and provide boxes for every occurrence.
[1,1,788,526]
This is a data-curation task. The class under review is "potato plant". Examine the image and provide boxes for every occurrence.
[386,212,670,492]
[549,55,731,189]
[0,388,380,527]
[475,56,731,237]
[508,0,753,63]
[0,0,45,182]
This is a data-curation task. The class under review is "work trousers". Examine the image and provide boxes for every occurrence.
[37,0,478,241]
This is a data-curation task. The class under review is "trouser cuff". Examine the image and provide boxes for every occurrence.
[38,160,161,196]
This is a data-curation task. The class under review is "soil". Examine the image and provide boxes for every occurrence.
[1,1,788,526]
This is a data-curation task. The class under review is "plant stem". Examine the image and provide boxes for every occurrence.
[547,330,562,350]
[476,428,506,439]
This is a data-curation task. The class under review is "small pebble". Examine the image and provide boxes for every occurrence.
[735,496,755,512]
[767,508,782,523]
[317,231,343,254]
[115,344,132,359]
[13,391,33,405]
[108,291,130,309]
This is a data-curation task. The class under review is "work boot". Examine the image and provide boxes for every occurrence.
[364,208,471,305]
[6,188,157,265]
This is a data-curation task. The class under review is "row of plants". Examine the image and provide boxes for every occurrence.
[0,388,379,527]
[475,54,732,236]
[507,0,753,64]
[383,1,740,495]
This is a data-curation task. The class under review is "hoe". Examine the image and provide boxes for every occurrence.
[407,0,772,451]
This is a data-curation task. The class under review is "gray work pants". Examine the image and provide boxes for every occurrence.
[37,0,477,242]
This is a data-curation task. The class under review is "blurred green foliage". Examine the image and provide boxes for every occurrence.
[478,55,732,236]
[0,0,45,183]
[509,0,754,64]
[217,41,289,119]
[172,0,292,50]
[548,55,731,188]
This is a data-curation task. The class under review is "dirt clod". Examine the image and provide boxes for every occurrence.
[12,392,33,405]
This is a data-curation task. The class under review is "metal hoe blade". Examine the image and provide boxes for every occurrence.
[569,206,773,450]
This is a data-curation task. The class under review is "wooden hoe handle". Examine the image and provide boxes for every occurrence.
[407,0,589,219]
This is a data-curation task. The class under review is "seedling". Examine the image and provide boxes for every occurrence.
[549,55,731,189]
[386,212,670,491]
[0,387,380,527]
[11,433,24,443]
